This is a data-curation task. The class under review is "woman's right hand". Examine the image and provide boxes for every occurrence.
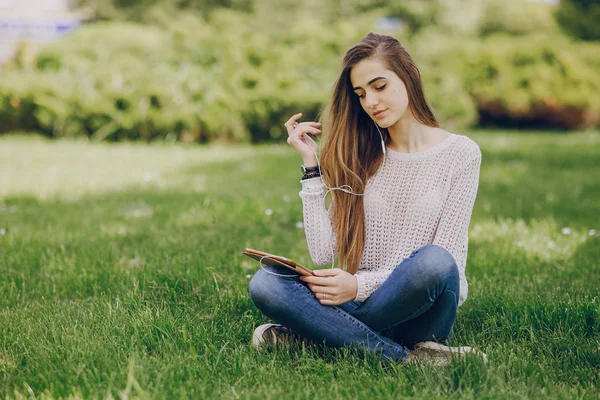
[284,113,321,166]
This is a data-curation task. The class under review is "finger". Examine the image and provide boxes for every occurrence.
[292,122,320,131]
[307,284,336,295]
[285,117,321,132]
[292,129,321,140]
[301,133,318,145]
[297,131,321,139]
[313,269,339,276]
[286,119,321,136]
[286,122,314,136]
[289,129,321,143]
[315,292,337,305]
[284,113,302,127]
[319,299,336,306]
[284,122,295,135]
[288,112,302,121]
[284,114,302,134]
[298,125,321,136]
[314,290,336,299]
[301,271,334,282]
[302,276,336,286]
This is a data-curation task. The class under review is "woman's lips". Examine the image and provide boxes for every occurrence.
[374,109,387,118]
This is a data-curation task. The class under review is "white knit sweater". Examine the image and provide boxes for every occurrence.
[299,133,481,306]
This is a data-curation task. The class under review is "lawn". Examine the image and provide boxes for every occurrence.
[0,130,599,399]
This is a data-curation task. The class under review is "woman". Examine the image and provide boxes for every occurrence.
[248,32,486,366]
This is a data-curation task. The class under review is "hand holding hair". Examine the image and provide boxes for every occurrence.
[284,112,321,166]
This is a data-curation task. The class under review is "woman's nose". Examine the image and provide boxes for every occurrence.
[365,92,379,109]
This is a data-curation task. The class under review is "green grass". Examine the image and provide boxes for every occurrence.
[0,130,599,399]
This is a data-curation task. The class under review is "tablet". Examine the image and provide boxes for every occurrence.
[243,248,315,276]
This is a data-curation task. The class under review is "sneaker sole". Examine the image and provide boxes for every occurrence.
[413,341,488,365]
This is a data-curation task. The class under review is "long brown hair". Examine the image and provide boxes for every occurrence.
[318,32,439,274]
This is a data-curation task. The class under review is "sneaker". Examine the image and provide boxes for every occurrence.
[408,341,488,366]
[251,323,310,351]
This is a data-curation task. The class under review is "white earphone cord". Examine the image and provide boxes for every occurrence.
[259,122,387,278]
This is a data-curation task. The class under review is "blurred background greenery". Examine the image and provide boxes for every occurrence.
[0,0,599,143]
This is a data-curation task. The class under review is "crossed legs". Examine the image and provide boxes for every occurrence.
[249,244,460,364]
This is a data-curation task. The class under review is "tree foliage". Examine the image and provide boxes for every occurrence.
[0,1,598,141]
[554,0,600,41]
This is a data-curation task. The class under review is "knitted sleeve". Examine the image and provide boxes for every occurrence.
[298,177,336,266]
[353,270,395,302]
[432,144,482,306]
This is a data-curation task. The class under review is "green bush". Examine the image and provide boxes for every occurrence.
[460,34,600,129]
[555,0,600,41]
[1,21,231,141]
[409,32,479,130]
[0,12,381,142]
[387,0,560,38]
[1,5,600,142]
[476,0,560,37]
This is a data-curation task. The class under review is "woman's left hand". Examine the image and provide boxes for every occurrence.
[299,269,358,306]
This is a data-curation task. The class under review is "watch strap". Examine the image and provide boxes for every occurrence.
[301,165,320,174]
[301,171,322,180]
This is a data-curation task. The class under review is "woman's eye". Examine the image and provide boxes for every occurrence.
[357,85,386,98]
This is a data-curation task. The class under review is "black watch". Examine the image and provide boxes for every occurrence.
[301,165,320,175]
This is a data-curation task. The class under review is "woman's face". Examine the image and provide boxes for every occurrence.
[349,57,410,129]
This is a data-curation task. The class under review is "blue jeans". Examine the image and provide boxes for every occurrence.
[248,244,460,364]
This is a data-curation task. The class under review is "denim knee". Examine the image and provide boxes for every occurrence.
[410,245,459,288]
[248,268,272,308]
[248,265,297,310]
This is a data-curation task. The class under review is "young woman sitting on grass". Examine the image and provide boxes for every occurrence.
[249,32,487,366]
